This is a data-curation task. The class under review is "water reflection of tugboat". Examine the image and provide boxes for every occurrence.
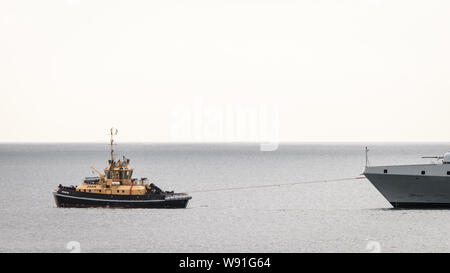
[53,128,191,208]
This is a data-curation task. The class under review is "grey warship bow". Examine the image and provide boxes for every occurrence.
[364,149,450,208]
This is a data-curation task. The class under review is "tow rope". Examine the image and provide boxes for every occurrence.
[189,176,365,193]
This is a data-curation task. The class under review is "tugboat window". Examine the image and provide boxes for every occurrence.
[384,169,388,174]
[119,171,123,180]
[421,171,426,175]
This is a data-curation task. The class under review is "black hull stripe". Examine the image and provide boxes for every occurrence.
[54,193,171,202]
[391,202,450,208]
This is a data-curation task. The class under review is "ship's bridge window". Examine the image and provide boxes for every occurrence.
[447,171,450,175]
[421,171,426,175]
[384,169,388,174]
[124,171,129,179]
[119,171,124,180]
[107,171,113,179]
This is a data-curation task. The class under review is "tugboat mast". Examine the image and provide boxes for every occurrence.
[110,127,118,164]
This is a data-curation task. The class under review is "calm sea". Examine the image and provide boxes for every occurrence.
[0,143,449,253]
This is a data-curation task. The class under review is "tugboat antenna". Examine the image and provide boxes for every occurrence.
[110,127,118,163]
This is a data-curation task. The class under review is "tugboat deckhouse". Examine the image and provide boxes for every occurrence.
[53,128,191,208]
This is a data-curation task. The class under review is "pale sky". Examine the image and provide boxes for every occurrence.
[1,0,450,142]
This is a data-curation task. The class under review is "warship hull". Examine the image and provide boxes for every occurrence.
[53,187,191,209]
[364,165,450,208]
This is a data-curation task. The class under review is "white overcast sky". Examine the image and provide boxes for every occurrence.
[1,0,450,142]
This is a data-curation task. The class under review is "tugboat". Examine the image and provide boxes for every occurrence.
[53,128,191,208]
